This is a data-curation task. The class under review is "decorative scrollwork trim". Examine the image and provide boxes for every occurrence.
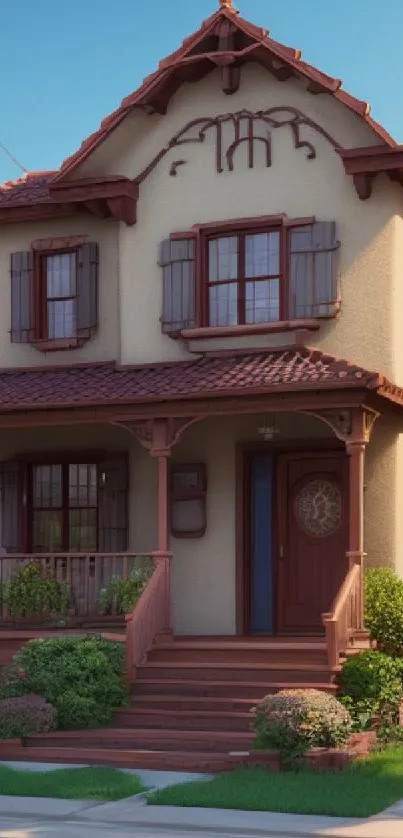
[135,106,341,184]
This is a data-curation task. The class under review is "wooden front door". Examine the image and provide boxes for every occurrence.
[277,451,349,633]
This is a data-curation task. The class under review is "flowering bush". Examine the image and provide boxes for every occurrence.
[0,694,56,739]
[252,689,352,767]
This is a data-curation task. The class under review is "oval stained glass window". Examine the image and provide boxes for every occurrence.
[295,478,342,537]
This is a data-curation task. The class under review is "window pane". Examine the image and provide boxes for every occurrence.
[209,283,238,326]
[46,253,76,298]
[47,299,76,339]
[209,237,238,282]
[245,233,280,278]
[245,279,280,323]
[69,464,97,507]
[33,465,62,508]
[33,511,63,552]
[69,509,97,551]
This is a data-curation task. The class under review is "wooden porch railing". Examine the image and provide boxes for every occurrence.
[0,553,153,621]
[125,551,172,682]
[322,551,364,668]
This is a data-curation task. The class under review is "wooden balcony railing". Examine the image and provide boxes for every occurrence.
[322,551,364,668]
[0,553,153,623]
[125,551,172,682]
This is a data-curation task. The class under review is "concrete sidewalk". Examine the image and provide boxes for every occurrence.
[0,795,402,838]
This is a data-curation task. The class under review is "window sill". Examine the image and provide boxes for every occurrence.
[33,338,82,353]
[180,319,321,341]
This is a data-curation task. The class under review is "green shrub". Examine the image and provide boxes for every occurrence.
[99,567,152,615]
[252,689,351,768]
[3,562,69,619]
[0,694,56,739]
[337,651,403,728]
[5,636,128,729]
[365,567,403,657]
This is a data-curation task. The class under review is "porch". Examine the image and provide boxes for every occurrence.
[0,403,378,672]
[0,347,401,768]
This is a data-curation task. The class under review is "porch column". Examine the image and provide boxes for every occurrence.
[150,419,171,555]
[345,409,368,630]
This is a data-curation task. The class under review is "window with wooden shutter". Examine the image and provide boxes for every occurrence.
[289,222,340,319]
[76,242,99,337]
[98,457,129,552]
[10,241,99,350]
[159,238,196,334]
[160,218,340,337]
[10,251,34,343]
[0,461,23,553]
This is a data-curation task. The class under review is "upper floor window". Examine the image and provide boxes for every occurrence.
[44,252,77,340]
[10,239,99,351]
[207,230,281,327]
[159,217,340,336]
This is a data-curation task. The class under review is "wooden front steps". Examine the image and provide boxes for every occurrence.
[0,635,340,772]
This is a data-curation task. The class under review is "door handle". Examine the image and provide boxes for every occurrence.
[279,545,284,560]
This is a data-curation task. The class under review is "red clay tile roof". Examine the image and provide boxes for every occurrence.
[0,349,395,414]
[0,172,55,207]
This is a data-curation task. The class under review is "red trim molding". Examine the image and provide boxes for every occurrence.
[182,320,321,341]
[171,214,315,239]
[340,145,403,198]
[31,236,88,251]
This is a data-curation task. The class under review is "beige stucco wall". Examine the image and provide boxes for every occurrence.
[1,63,402,378]
[0,216,119,367]
[79,63,402,380]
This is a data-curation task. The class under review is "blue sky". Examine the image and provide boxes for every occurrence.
[1,0,402,183]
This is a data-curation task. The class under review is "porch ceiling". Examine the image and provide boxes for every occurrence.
[0,349,400,422]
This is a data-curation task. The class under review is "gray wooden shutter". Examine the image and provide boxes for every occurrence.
[10,251,33,342]
[98,457,128,552]
[289,222,340,318]
[76,242,99,336]
[159,237,196,333]
[0,461,22,553]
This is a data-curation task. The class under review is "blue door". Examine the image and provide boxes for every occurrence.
[250,454,274,634]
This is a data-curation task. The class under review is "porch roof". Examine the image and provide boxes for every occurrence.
[0,349,401,413]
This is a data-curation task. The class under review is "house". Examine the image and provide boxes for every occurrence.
[1,0,403,768]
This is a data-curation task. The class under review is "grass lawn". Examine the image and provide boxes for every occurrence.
[0,765,146,801]
[148,746,403,818]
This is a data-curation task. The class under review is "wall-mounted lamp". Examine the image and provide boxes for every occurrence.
[257,414,280,442]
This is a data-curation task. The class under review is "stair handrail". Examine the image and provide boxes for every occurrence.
[322,551,364,668]
[125,551,172,682]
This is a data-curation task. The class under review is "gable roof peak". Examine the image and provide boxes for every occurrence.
[219,0,239,13]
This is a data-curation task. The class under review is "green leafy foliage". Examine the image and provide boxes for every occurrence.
[365,567,403,657]
[252,688,352,768]
[3,562,69,619]
[0,694,56,739]
[3,636,129,729]
[99,567,152,615]
[337,651,403,730]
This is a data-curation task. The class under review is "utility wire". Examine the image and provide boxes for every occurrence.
[0,139,28,175]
